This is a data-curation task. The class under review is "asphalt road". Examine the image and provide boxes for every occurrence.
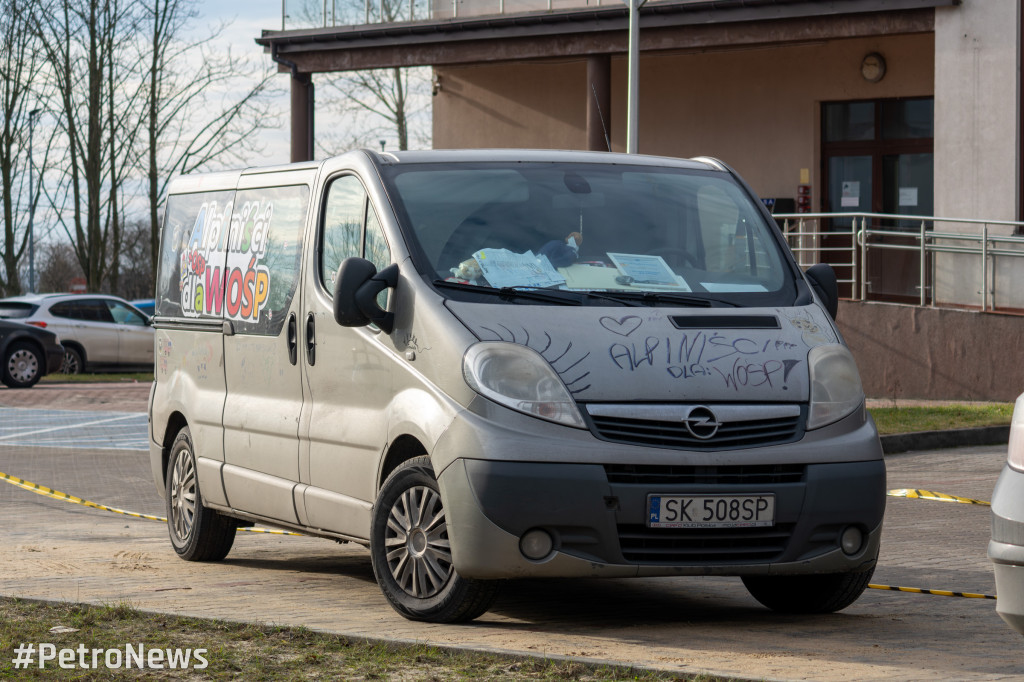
[0,383,1021,681]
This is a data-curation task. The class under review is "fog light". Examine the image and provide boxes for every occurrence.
[840,526,864,555]
[519,528,554,560]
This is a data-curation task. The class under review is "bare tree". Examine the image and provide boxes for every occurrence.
[34,0,143,292]
[139,0,280,273]
[0,0,51,296]
[36,240,84,293]
[113,218,152,298]
[106,0,149,294]
[329,67,423,151]
[32,0,277,293]
[290,0,431,154]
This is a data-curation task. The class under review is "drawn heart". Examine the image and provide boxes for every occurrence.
[600,315,642,337]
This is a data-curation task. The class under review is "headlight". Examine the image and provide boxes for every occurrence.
[1006,393,1024,472]
[463,342,586,429]
[807,344,864,430]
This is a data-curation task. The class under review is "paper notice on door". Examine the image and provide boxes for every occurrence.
[840,181,860,208]
[899,187,918,207]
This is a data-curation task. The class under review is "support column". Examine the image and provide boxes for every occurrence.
[586,54,611,152]
[291,72,315,163]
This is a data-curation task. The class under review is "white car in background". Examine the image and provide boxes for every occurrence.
[0,293,153,374]
[990,392,1024,636]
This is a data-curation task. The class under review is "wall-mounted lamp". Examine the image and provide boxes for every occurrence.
[861,53,886,83]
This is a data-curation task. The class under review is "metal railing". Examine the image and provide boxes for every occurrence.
[279,0,709,29]
[775,212,1024,313]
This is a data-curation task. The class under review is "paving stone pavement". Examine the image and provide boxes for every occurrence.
[0,381,151,413]
[0,385,1021,681]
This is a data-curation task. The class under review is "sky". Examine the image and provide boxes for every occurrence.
[194,1,293,165]
[190,0,429,166]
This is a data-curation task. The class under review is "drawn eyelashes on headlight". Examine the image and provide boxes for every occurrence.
[477,324,592,396]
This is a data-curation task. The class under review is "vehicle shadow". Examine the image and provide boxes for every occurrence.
[482,575,875,629]
[223,544,378,586]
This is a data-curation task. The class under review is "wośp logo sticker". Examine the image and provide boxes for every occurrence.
[180,200,273,321]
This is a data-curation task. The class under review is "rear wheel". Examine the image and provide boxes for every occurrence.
[166,427,236,561]
[370,456,499,623]
[742,567,874,614]
[2,342,43,388]
[61,347,83,375]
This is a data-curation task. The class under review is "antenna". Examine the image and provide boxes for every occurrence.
[591,83,611,152]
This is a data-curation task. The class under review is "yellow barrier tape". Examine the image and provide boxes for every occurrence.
[869,583,996,600]
[0,470,302,536]
[887,488,990,506]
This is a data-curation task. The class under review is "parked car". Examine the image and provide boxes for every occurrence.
[0,293,154,373]
[989,392,1024,635]
[0,319,64,388]
[131,298,155,316]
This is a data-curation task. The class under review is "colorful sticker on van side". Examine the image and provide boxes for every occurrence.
[179,199,273,322]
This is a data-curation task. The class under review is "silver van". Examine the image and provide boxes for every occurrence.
[150,150,884,623]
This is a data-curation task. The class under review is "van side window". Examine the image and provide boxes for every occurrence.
[364,204,390,272]
[226,185,309,337]
[364,204,392,309]
[322,175,366,292]
[156,190,235,319]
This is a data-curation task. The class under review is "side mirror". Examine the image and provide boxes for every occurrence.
[333,257,399,333]
[804,263,839,321]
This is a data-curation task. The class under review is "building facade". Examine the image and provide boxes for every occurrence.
[258,0,1022,308]
[257,0,1024,399]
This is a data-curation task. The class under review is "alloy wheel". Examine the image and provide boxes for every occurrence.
[169,448,197,543]
[384,485,453,598]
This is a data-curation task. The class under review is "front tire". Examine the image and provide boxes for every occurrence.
[3,342,43,388]
[742,567,874,614]
[166,427,236,561]
[370,456,499,623]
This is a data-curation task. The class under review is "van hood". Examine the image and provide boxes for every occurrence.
[445,302,839,403]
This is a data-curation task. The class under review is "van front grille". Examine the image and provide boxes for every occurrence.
[617,523,795,563]
[603,463,806,486]
[585,404,803,451]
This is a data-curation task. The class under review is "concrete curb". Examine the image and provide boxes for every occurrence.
[881,425,1010,455]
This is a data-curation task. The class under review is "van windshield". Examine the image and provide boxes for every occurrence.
[382,162,795,306]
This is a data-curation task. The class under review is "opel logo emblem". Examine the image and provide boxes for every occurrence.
[683,406,721,440]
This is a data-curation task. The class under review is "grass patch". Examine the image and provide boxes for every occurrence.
[0,598,723,681]
[868,403,1013,435]
[41,372,153,384]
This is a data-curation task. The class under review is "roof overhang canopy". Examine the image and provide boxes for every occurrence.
[256,0,958,73]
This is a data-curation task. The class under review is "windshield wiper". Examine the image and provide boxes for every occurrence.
[433,280,582,306]
[434,279,739,308]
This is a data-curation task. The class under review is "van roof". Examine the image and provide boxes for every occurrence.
[367,149,722,172]
[164,149,724,196]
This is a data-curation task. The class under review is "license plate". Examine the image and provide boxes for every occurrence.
[647,494,775,528]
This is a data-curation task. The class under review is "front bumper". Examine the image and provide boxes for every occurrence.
[438,455,884,580]
[989,464,1024,635]
[45,343,65,374]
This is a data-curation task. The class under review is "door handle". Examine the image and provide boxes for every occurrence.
[287,313,298,366]
[305,313,316,366]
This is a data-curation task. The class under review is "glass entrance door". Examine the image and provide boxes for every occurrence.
[822,98,934,302]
